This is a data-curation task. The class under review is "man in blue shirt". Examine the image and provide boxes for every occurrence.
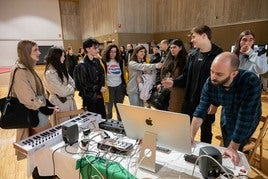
[191,52,261,165]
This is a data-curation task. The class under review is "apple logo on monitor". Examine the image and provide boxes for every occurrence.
[145,117,153,126]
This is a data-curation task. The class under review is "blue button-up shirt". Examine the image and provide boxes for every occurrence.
[193,69,262,144]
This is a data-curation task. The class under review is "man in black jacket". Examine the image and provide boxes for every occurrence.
[73,38,106,119]
[162,25,223,144]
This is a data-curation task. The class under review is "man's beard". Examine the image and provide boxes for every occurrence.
[211,76,231,86]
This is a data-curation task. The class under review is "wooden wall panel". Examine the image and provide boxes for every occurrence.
[93,33,154,50]
[60,0,81,40]
[95,33,119,48]
[223,0,267,23]
[64,0,267,51]
[78,0,268,35]
[152,0,268,33]
[153,21,268,52]
[62,40,82,53]
[116,0,152,33]
[80,0,117,38]
[79,0,153,37]
[118,33,154,47]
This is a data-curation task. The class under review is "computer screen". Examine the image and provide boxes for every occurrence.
[117,103,192,154]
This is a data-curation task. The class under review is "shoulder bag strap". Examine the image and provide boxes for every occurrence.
[7,68,19,97]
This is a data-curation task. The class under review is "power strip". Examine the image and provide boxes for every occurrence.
[97,139,133,155]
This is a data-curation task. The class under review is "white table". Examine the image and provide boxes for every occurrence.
[25,130,250,179]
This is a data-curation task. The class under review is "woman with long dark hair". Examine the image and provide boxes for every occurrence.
[44,47,77,124]
[160,39,187,112]
[102,44,126,120]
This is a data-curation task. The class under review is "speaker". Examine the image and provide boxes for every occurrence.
[199,146,222,178]
[62,122,78,145]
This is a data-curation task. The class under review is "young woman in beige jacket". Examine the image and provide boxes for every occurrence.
[11,40,59,159]
[43,47,77,124]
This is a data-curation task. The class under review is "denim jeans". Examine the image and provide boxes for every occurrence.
[128,93,144,107]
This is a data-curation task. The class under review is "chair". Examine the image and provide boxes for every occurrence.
[243,115,268,170]
[52,108,85,126]
[215,115,268,170]
[249,166,268,178]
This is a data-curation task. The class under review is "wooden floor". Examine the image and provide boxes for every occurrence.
[0,65,268,178]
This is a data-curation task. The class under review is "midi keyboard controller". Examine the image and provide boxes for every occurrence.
[13,111,103,155]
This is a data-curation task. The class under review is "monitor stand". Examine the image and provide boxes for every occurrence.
[138,131,163,173]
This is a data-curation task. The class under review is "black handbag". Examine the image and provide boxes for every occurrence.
[0,68,39,129]
[147,85,171,110]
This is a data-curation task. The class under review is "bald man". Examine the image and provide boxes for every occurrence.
[191,52,261,165]
[159,39,169,61]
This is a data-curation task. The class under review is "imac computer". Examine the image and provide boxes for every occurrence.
[117,103,191,172]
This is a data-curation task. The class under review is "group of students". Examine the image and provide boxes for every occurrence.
[116,25,267,165]
[9,38,130,155]
[9,24,268,165]
[161,26,267,165]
